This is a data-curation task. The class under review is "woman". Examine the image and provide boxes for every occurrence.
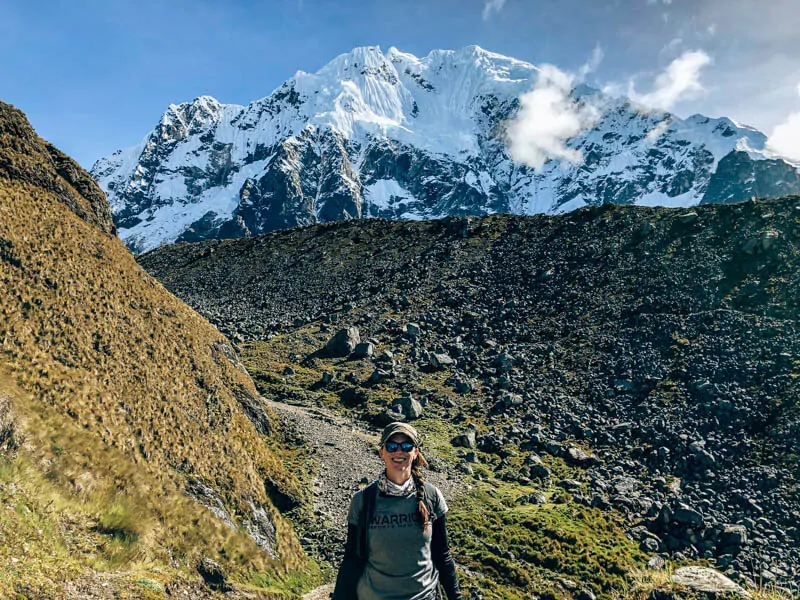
[332,422,461,600]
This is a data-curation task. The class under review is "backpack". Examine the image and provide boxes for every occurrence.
[356,480,438,559]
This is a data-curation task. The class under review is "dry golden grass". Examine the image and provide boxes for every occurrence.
[0,105,315,595]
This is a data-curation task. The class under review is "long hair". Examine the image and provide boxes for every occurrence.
[411,452,430,532]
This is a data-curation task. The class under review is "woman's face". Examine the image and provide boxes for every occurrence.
[379,433,418,485]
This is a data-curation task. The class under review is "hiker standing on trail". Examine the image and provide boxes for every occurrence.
[332,422,461,600]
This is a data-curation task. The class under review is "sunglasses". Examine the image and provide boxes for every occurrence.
[384,440,416,453]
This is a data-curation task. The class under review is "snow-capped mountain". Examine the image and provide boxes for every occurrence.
[92,45,800,253]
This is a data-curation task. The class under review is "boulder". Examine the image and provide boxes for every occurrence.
[377,409,406,426]
[404,323,421,337]
[565,446,600,467]
[500,392,524,408]
[428,352,455,369]
[529,464,551,481]
[368,369,391,385]
[516,492,547,506]
[353,342,374,359]
[394,395,424,420]
[324,327,361,357]
[719,524,748,547]
[452,426,477,449]
[673,504,704,527]
[671,566,750,597]
[376,349,395,363]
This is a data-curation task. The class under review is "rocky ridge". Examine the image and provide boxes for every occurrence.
[140,197,800,595]
[92,45,800,253]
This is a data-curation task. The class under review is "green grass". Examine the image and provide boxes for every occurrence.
[448,478,647,600]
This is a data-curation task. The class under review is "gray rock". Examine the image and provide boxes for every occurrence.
[453,377,474,394]
[672,566,750,597]
[353,342,375,358]
[377,349,395,363]
[324,326,361,357]
[641,537,660,553]
[320,371,336,385]
[516,492,548,505]
[719,524,748,547]
[394,395,424,420]
[524,452,543,466]
[565,446,599,467]
[501,392,524,408]
[673,504,704,526]
[368,369,390,385]
[452,426,477,449]
[197,557,230,592]
[647,555,667,570]
[428,352,455,369]
[529,464,551,481]
[557,479,582,492]
[404,323,421,337]
[377,409,406,426]
[611,476,640,496]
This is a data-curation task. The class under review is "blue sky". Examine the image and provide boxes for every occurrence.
[2,0,799,167]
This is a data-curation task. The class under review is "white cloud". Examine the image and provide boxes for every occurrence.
[578,45,604,79]
[628,50,712,111]
[506,64,600,170]
[482,0,506,20]
[766,84,800,162]
[707,23,717,36]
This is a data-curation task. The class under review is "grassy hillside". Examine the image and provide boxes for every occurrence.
[0,101,318,597]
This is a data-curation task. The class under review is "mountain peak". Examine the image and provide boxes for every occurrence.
[91,45,800,253]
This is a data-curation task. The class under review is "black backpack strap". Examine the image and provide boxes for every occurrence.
[357,481,379,559]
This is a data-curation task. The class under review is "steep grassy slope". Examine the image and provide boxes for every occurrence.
[0,101,317,597]
[141,198,800,597]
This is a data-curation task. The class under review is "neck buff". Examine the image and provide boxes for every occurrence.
[378,471,416,496]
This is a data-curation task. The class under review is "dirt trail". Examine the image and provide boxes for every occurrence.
[267,399,457,529]
[266,399,383,529]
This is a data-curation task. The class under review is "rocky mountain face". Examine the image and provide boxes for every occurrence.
[92,45,800,253]
[140,198,800,596]
[0,101,312,597]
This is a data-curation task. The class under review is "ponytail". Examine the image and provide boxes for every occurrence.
[411,452,430,532]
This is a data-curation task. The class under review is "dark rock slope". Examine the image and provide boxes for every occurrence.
[140,197,800,590]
